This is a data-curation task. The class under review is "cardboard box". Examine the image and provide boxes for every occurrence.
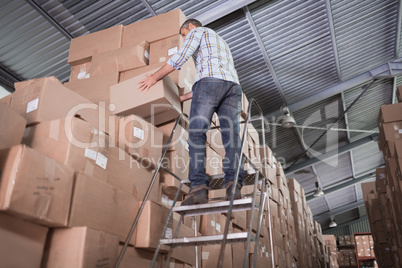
[43,227,119,268]
[378,102,402,128]
[206,146,223,176]
[106,146,160,203]
[90,41,149,77]
[397,85,402,103]
[201,245,232,268]
[110,71,181,124]
[0,145,74,226]
[22,117,110,181]
[120,60,196,96]
[122,9,187,47]
[68,24,123,65]
[64,72,119,108]
[0,213,48,268]
[0,93,12,106]
[150,34,182,64]
[0,102,26,150]
[158,120,189,152]
[10,77,114,136]
[117,245,162,268]
[136,200,172,250]
[69,62,91,81]
[378,121,402,149]
[118,114,163,167]
[160,150,190,199]
[69,172,139,245]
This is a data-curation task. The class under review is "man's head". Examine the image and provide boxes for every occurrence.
[180,19,202,40]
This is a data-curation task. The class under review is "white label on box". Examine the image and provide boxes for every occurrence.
[26,98,39,113]
[85,73,90,79]
[133,127,144,140]
[211,220,215,227]
[216,223,221,232]
[159,57,166,62]
[399,129,402,134]
[144,50,149,60]
[202,252,209,260]
[78,71,87,79]
[85,148,98,161]
[180,138,189,151]
[168,47,178,56]
[168,199,174,206]
[161,195,169,205]
[165,227,172,239]
[95,153,108,169]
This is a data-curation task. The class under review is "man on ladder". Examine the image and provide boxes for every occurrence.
[138,18,244,205]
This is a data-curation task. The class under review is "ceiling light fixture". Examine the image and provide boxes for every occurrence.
[280,106,296,128]
[329,219,337,228]
[328,215,338,228]
[313,181,324,197]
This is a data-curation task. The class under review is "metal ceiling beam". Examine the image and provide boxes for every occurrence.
[141,0,157,16]
[324,0,342,81]
[306,170,377,201]
[242,6,287,106]
[313,200,365,222]
[265,58,402,119]
[285,134,378,174]
[0,65,23,92]
[395,0,402,58]
[25,0,74,40]
[193,0,258,26]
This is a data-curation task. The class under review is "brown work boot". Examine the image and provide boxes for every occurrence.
[225,181,242,201]
[181,185,209,206]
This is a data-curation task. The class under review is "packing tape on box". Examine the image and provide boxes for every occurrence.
[37,192,51,219]
[49,119,60,141]
[84,160,95,176]
[45,157,56,180]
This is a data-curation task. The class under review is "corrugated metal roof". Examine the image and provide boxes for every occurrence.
[331,0,398,80]
[314,152,353,188]
[351,142,384,176]
[343,79,393,141]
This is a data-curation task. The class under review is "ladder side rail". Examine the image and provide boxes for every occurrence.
[251,99,275,267]
[162,213,185,268]
[151,180,186,268]
[251,191,267,268]
[242,171,260,268]
[218,98,262,267]
[115,113,187,268]
[255,99,276,268]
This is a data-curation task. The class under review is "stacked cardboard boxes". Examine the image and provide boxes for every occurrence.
[360,96,402,267]
[0,8,333,268]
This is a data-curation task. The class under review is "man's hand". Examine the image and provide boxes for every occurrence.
[137,64,176,92]
[179,92,193,102]
[138,74,157,92]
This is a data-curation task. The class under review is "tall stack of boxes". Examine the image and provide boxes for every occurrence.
[361,89,402,267]
[323,235,339,267]
[0,9,333,268]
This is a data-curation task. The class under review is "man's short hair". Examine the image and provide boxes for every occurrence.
[180,19,202,33]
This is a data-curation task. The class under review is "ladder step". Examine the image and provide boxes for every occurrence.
[160,232,254,247]
[173,198,256,216]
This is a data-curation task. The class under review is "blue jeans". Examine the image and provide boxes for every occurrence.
[188,77,244,189]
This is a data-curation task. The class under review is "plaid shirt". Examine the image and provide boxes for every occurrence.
[167,27,240,85]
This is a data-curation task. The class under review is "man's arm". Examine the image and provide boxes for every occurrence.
[138,63,175,92]
[179,92,193,102]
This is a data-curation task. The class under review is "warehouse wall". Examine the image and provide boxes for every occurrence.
[323,217,371,236]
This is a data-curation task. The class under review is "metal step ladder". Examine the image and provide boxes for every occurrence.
[115,99,275,268]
